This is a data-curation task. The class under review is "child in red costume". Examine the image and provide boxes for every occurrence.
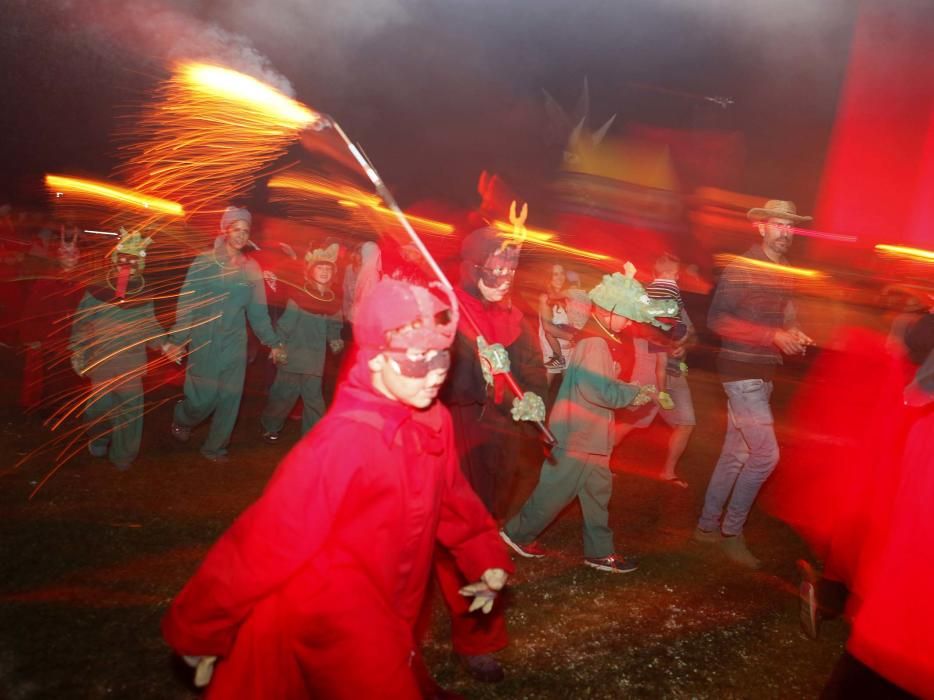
[162,278,512,699]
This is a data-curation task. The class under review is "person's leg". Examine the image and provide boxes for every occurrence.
[300,373,326,434]
[450,403,496,513]
[660,426,694,482]
[490,409,521,521]
[434,549,508,664]
[613,402,657,448]
[108,379,144,468]
[659,374,696,481]
[85,382,115,455]
[201,359,246,458]
[260,368,300,435]
[174,369,219,428]
[545,370,563,416]
[577,455,615,558]
[697,384,750,533]
[720,380,780,536]
[613,419,636,447]
[655,352,669,396]
[504,450,583,545]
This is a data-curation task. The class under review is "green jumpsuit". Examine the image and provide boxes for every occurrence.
[70,286,165,469]
[260,294,343,435]
[504,329,640,558]
[169,239,280,459]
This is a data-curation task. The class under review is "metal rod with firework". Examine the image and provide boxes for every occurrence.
[326,120,558,447]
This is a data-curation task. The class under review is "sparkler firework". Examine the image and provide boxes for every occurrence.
[121,62,325,220]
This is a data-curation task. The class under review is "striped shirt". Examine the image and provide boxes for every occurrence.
[645,277,684,313]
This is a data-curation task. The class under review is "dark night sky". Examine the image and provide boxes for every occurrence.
[1,0,861,212]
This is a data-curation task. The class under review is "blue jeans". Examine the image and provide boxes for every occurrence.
[698,378,780,536]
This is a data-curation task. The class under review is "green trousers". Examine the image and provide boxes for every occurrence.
[174,359,246,458]
[504,449,615,558]
[86,377,144,468]
[261,369,325,435]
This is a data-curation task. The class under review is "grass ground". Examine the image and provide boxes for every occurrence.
[0,359,847,699]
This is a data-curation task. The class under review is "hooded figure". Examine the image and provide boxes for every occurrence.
[69,226,167,469]
[167,206,284,462]
[434,223,546,683]
[260,243,344,440]
[443,226,546,514]
[163,277,511,699]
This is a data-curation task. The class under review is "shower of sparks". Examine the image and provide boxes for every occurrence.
[120,62,325,220]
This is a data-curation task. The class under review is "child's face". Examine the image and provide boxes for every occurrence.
[656,260,680,280]
[309,262,334,286]
[370,348,449,409]
[608,313,631,333]
[550,264,566,290]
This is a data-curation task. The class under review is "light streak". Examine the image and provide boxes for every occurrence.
[83,229,120,237]
[45,175,184,217]
[715,254,825,279]
[875,243,934,262]
[269,172,455,235]
[491,220,611,261]
[269,173,381,208]
[793,228,858,243]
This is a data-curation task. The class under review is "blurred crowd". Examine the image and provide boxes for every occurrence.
[1,187,932,698]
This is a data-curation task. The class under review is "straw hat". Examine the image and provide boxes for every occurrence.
[746,200,812,224]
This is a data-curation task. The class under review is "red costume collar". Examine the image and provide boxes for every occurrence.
[455,287,523,347]
[334,363,445,449]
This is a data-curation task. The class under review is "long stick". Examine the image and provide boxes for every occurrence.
[328,121,557,447]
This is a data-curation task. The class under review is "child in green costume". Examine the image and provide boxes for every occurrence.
[70,227,168,470]
[260,242,344,442]
[501,264,677,573]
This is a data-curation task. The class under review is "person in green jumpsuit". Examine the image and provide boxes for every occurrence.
[166,207,286,462]
[260,242,344,442]
[70,227,168,470]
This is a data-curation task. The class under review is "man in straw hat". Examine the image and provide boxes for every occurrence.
[694,199,815,568]
[163,277,511,698]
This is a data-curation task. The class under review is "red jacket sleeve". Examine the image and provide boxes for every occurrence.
[162,423,363,656]
[434,414,514,581]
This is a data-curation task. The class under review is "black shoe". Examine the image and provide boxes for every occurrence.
[460,654,504,683]
[170,422,191,443]
[262,430,280,445]
[584,554,639,573]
